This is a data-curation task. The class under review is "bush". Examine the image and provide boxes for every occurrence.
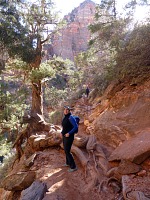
[115,24,150,79]
[92,73,109,97]
[49,110,63,125]
[44,87,68,108]
[0,136,16,184]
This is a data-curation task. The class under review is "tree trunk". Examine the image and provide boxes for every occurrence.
[26,39,50,134]
[28,80,50,133]
[31,38,43,117]
[31,81,43,117]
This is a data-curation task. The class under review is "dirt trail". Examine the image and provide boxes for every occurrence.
[31,148,100,200]
[30,125,104,200]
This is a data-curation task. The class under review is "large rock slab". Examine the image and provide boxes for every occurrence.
[109,129,150,164]
[1,171,36,191]
[117,159,141,175]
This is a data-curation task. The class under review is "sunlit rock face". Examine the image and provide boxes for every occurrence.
[82,80,150,149]
[44,0,96,61]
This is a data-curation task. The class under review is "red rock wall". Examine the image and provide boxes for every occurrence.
[44,0,96,61]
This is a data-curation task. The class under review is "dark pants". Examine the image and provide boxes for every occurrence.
[63,134,76,169]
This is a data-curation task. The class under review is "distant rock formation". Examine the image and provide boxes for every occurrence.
[44,0,96,61]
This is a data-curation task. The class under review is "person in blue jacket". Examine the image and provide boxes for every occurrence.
[61,106,78,172]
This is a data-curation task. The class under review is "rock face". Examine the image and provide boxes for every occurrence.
[108,129,150,164]
[87,80,150,148]
[44,0,96,61]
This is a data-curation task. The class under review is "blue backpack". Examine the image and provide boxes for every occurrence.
[69,115,80,133]
[73,116,80,125]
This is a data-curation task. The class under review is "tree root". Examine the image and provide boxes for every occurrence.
[84,164,100,193]
[86,135,97,157]
[98,177,121,195]
[73,135,88,148]
[122,175,150,200]
[12,129,28,160]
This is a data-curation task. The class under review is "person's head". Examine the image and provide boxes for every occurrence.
[63,106,71,115]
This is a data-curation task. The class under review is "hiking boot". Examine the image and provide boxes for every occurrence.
[68,167,78,172]
[62,163,69,167]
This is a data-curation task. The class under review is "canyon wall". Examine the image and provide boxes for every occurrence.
[44,0,96,61]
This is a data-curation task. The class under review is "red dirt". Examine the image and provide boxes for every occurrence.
[31,148,100,200]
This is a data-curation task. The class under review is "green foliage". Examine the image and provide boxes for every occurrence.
[0,136,12,155]
[76,0,150,98]
[75,49,98,87]
[0,154,16,183]
[114,23,150,79]
[92,73,109,97]
[89,12,129,51]
[49,110,62,125]
[19,0,63,64]
[42,56,84,112]
[44,57,78,90]
[44,87,68,108]
[0,1,36,63]
[1,0,67,121]
[0,136,15,183]
[6,59,30,73]
[48,74,67,89]
[0,69,30,129]
[0,0,63,64]
[30,62,55,82]
[0,96,29,129]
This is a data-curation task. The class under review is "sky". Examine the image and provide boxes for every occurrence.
[54,0,100,16]
[53,0,149,22]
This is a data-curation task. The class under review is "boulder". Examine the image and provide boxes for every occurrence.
[2,171,36,191]
[109,130,150,164]
[20,180,47,200]
[25,153,38,168]
[117,159,141,175]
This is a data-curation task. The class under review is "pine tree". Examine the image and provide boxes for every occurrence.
[0,0,65,152]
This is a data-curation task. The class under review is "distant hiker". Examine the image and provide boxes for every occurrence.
[0,155,4,164]
[86,86,90,98]
[61,106,78,172]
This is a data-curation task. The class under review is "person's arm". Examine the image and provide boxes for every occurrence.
[68,115,78,134]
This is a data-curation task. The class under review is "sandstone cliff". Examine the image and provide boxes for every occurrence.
[44,0,96,61]
[85,79,150,149]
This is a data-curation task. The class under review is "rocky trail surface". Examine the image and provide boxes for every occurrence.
[0,79,150,200]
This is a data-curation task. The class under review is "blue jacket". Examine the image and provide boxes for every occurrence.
[61,113,78,135]
[68,115,78,134]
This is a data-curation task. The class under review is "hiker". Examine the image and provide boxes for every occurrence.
[0,155,4,164]
[86,86,90,98]
[61,106,78,172]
